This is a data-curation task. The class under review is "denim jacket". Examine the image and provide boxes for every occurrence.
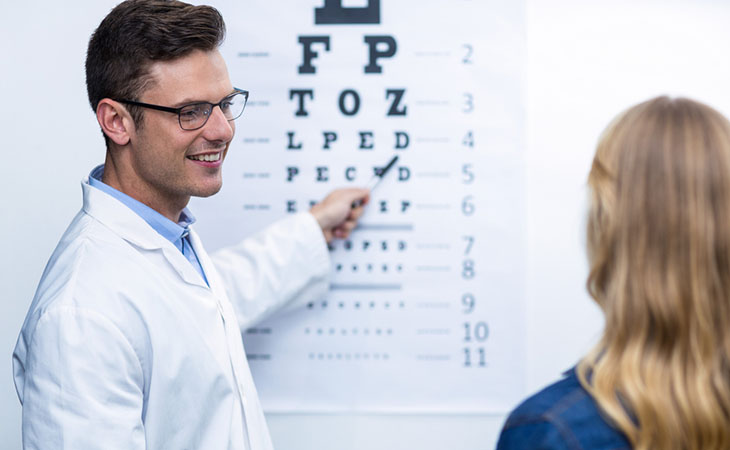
[496,368,631,450]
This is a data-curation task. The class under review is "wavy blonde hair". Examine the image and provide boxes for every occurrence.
[577,96,730,450]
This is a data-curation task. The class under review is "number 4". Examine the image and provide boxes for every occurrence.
[462,131,474,148]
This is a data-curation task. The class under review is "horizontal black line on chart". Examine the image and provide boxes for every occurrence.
[416,328,451,335]
[242,138,271,144]
[414,51,451,57]
[416,265,451,272]
[238,52,270,58]
[416,354,452,361]
[309,353,390,361]
[242,173,271,179]
[416,243,450,250]
[415,100,450,107]
[246,354,272,360]
[416,301,451,309]
[416,203,451,210]
[416,172,450,178]
[243,204,271,210]
[305,327,394,336]
[245,327,272,334]
[330,283,402,291]
[415,137,450,144]
[356,223,414,231]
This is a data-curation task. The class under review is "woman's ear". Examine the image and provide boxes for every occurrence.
[96,99,133,146]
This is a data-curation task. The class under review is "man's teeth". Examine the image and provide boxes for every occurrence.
[188,153,221,162]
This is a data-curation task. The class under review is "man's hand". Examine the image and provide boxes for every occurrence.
[310,188,370,243]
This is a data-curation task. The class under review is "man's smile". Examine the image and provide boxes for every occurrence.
[187,151,222,162]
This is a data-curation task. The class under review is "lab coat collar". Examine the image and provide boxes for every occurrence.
[81,178,209,289]
[88,164,197,246]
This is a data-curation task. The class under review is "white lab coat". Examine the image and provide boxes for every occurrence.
[12,178,330,449]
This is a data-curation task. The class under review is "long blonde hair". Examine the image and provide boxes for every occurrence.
[577,96,730,450]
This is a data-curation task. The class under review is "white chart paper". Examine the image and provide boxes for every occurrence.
[191,0,526,413]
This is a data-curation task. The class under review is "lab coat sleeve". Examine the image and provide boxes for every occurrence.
[20,306,146,449]
[211,212,331,330]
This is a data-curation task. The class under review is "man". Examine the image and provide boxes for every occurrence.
[12,1,368,448]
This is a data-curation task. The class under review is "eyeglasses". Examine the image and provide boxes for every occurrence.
[115,88,249,131]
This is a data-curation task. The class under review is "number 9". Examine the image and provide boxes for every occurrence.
[462,293,475,313]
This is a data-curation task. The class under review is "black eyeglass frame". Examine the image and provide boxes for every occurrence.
[115,88,249,131]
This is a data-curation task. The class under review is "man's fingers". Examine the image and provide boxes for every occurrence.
[343,220,358,232]
[334,220,358,239]
[312,187,370,242]
[337,220,358,234]
[350,191,370,209]
[349,205,366,221]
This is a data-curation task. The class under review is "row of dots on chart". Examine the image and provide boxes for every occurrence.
[306,300,406,310]
[334,263,403,273]
[305,327,394,336]
[308,352,391,361]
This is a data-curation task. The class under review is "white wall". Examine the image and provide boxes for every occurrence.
[525,0,730,393]
[3,1,730,448]
[1,2,121,448]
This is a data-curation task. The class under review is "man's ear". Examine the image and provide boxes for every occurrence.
[96,99,134,146]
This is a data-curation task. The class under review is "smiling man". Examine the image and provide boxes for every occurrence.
[12,1,368,449]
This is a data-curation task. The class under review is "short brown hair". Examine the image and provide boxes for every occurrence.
[86,0,226,133]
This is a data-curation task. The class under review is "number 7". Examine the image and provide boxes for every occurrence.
[462,235,474,255]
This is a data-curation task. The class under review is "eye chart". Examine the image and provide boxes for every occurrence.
[191,0,526,413]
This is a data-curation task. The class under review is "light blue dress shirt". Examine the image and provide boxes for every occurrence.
[88,164,208,285]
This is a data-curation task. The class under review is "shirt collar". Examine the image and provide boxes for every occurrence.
[88,164,195,244]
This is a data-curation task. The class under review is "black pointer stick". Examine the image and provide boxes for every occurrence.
[351,155,399,208]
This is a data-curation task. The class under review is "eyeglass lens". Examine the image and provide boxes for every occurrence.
[178,92,247,130]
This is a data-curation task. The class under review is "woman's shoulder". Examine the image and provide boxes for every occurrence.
[496,368,631,450]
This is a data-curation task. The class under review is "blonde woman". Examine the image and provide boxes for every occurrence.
[497,97,730,450]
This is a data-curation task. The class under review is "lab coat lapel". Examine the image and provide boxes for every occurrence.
[188,229,275,450]
[158,247,210,289]
[188,229,228,299]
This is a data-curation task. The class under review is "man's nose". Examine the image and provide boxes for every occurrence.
[202,105,234,142]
